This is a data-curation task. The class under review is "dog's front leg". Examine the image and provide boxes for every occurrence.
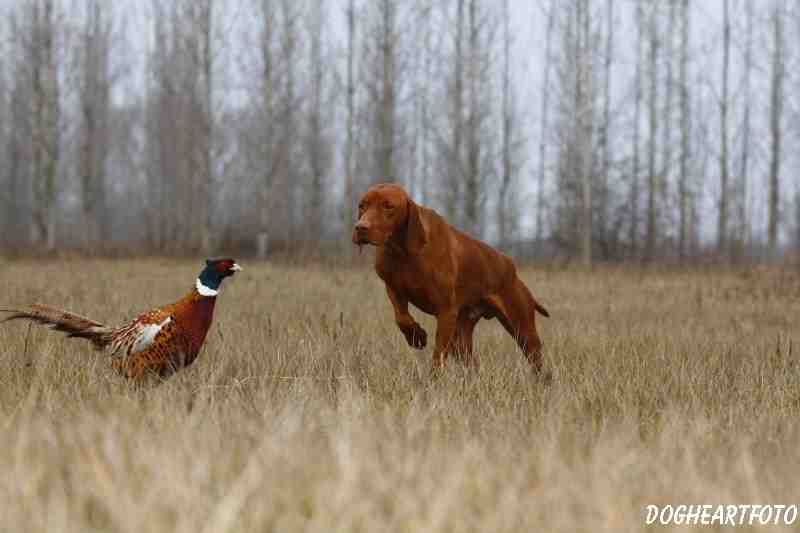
[385,285,427,349]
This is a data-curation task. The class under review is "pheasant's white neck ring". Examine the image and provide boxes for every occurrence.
[196,278,219,297]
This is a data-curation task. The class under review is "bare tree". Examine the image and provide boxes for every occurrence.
[630,0,643,257]
[767,0,784,257]
[369,0,398,183]
[678,0,690,260]
[20,0,62,250]
[251,0,279,256]
[343,0,357,245]
[717,0,730,256]
[795,192,800,252]
[552,0,597,263]
[644,1,658,261]
[463,0,492,238]
[417,0,435,206]
[795,193,800,253]
[443,0,465,222]
[598,0,613,256]
[143,2,169,250]
[734,0,754,256]
[0,23,12,241]
[578,0,594,267]
[407,0,435,206]
[661,0,675,245]
[497,0,524,250]
[535,3,555,246]
[77,0,114,250]
[279,0,299,242]
[303,0,331,240]
[197,0,215,254]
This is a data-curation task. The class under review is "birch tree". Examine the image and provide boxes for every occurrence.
[535,3,555,245]
[578,0,594,266]
[598,0,613,256]
[303,0,331,240]
[342,0,357,243]
[644,1,658,261]
[767,0,784,257]
[497,0,524,250]
[20,0,61,250]
[678,0,690,259]
[630,0,643,257]
[443,0,465,222]
[735,0,754,255]
[717,0,730,255]
[77,0,114,250]
[553,0,596,262]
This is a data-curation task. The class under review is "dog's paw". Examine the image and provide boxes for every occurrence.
[404,324,427,349]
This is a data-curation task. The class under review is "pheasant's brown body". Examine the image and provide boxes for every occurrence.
[110,290,218,379]
[1,258,240,381]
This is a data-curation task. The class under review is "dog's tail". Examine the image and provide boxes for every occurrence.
[512,275,550,318]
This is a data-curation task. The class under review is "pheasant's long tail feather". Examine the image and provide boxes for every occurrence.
[0,303,112,349]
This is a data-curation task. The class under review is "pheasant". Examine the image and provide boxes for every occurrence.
[1,258,242,380]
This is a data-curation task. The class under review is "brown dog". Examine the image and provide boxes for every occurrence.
[353,183,549,372]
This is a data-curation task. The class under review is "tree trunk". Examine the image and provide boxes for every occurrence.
[446,0,464,222]
[678,0,690,260]
[630,0,643,257]
[464,0,481,237]
[767,2,783,258]
[343,0,356,248]
[306,0,326,240]
[256,0,276,255]
[598,0,613,258]
[717,0,730,256]
[378,0,395,182]
[419,0,432,206]
[661,0,675,230]
[498,0,512,249]
[200,0,214,254]
[29,0,58,249]
[281,0,297,243]
[536,4,555,246]
[736,0,753,257]
[645,1,658,261]
[579,0,593,268]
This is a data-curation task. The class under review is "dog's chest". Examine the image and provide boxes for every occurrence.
[377,262,439,314]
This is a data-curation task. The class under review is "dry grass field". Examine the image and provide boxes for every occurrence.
[0,257,798,532]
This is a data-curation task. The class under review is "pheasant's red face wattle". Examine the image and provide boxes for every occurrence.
[207,258,242,277]
[215,259,234,273]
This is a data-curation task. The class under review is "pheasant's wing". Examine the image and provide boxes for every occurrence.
[110,310,184,379]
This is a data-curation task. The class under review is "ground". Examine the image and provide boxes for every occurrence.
[0,258,798,532]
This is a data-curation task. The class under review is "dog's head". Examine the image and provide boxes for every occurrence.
[352,183,427,254]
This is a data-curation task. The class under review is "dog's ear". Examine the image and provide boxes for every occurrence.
[405,199,427,254]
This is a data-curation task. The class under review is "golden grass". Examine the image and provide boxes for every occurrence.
[0,258,798,532]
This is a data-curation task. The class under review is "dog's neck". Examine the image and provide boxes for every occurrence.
[382,230,411,259]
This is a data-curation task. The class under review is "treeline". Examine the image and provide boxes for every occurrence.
[0,0,797,262]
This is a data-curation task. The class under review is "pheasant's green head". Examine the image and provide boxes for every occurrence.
[196,258,242,296]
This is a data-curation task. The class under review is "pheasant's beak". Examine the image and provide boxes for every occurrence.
[231,263,243,272]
